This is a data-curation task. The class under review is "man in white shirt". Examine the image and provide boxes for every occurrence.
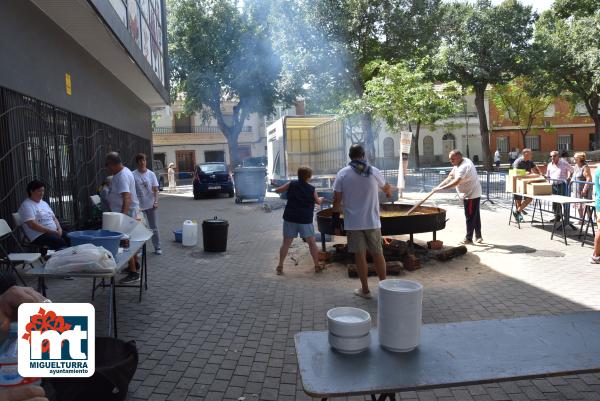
[494,149,501,170]
[105,152,140,284]
[133,153,162,255]
[332,145,392,299]
[434,150,483,245]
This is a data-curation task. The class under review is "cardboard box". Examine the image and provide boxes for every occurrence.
[527,182,552,196]
[509,169,526,176]
[516,177,546,194]
[506,174,537,193]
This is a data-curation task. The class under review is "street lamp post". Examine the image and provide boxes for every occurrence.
[464,98,470,158]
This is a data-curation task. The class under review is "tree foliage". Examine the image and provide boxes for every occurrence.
[438,0,535,170]
[535,9,600,147]
[168,0,293,167]
[346,60,461,167]
[491,77,556,149]
[276,0,445,161]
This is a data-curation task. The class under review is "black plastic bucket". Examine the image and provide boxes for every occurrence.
[202,216,229,252]
[49,337,138,401]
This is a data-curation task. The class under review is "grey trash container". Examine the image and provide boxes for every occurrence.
[233,167,267,203]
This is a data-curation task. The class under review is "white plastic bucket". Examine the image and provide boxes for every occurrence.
[377,279,423,352]
[102,212,123,232]
[182,220,198,247]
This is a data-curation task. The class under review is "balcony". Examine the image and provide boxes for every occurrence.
[153,125,253,134]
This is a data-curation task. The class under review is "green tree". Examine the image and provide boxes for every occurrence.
[553,0,599,18]
[279,0,445,162]
[438,0,536,170]
[168,0,293,167]
[347,60,462,168]
[535,10,600,148]
[491,77,556,151]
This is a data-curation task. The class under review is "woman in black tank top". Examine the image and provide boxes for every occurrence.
[274,166,324,275]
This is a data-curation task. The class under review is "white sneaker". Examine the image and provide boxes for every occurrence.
[590,256,600,264]
[353,288,372,299]
[155,249,162,255]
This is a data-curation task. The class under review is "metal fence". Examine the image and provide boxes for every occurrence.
[380,167,595,228]
[152,125,253,134]
[0,86,151,230]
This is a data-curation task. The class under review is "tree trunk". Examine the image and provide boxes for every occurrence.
[359,113,376,164]
[226,137,240,168]
[214,114,242,168]
[591,95,600,150]
[594,115,600,151]
[474,84,492,170]
[212,100,246,169]
[414,121,421,169]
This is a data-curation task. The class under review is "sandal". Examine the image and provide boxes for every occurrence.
[276,265,283,275]
[314,264,325,273]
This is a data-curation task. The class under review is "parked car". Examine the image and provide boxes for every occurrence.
[193,162,234,199]
[153,160,166,190]
[241,156,267,167]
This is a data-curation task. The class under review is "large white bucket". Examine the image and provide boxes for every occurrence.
[378,279,423,352]
[102,212,153,242]
[182,220,198,247]
[102,212,123,232]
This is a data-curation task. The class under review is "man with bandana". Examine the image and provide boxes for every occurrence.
[332,144,392,299]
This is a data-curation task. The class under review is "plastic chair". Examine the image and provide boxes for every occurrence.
[0,219,42,285]
[12,213,54,257]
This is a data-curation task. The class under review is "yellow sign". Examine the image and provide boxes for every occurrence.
[65,73,72,96]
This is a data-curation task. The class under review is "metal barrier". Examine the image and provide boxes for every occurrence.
[0,86,151,230]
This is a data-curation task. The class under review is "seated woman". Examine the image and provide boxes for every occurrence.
[18,180,69,250]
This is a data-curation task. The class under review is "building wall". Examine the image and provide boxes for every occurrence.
[372,94,488,167]
[153,102,267,167]
[489,96,595,161]
[0,0,151,138]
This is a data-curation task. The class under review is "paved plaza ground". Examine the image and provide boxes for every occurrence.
[32,188,600,401]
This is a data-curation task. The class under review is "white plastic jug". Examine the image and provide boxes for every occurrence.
[182,220,198,247]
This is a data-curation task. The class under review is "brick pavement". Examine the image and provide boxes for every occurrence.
[31,190,600,400]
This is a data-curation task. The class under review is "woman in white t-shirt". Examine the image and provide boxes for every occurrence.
[133,153,162,255]
[17,180,69,250]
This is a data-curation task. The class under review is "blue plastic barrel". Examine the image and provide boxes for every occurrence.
[173,229,182,243]
[67,230,123,257]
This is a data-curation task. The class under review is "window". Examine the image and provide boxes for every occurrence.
[199,163,227,173]
[204,151,225,163]
[383,137,395,158]
[557,135,572,151]
[575,102,588,115]
[544,104,555,117]
[496,136,509,153]
[524,135,540,151]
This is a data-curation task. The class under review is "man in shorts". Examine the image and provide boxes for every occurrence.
[512,148,542,222]
[332,144,392,299]
[105,152,141,284]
